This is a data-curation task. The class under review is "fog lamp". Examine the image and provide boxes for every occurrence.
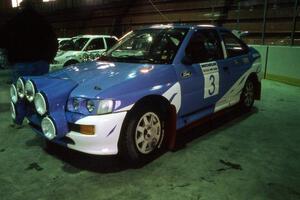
[34,92,47,115]
[41,117,56,140]
[16,77,25,98]
[25,80,36,102]
[10,84,18,103]
[10,101,16,120]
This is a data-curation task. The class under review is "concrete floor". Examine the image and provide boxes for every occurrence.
[0,69,300,200]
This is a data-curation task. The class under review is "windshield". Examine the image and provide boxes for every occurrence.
[100,28,188,64]
[58,39,71,50]
[60,37,90,51]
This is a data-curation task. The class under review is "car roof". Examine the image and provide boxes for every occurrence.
[73,35,117,39]
[138,24,229,31]
[58,38,71,40]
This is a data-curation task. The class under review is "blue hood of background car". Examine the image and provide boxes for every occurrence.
[48,61,176,99]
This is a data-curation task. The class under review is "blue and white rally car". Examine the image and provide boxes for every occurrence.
[10,24,262,163]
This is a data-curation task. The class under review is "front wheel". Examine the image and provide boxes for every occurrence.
[119,105,165,165]
[63,60,78,67]
[240,78,255,110]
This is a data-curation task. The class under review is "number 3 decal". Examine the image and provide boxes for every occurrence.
[200,61,219,99]
[208,74,216,95]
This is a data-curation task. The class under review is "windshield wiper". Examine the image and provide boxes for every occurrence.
[113,55,154,63]
[98,55,156,63]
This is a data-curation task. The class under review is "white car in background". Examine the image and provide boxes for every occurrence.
[51,35,118,71]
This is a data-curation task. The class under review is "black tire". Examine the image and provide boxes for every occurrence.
[240,78,255,111]
[64,60,78,67]
[119,104,166,165]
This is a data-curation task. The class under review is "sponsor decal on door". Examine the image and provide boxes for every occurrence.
[200,61,219,99]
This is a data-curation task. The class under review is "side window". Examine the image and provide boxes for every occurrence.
[85,38,105,51]
[105,38,118,49]
[185,29,223,63]
[220,31,249,58]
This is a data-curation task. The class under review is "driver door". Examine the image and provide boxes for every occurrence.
[177,28,225,117]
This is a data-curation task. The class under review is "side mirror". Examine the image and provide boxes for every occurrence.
[239,31,249,39]
[181,55,193,65]
[232,30,249,39]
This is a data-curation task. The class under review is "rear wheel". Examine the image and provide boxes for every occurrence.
[119,104,166,165]
[240,78,255,110]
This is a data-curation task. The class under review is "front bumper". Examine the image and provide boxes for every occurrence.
[29,112,127,155]
[62,112,127,155]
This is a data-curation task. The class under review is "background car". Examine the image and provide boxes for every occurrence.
[50,35,118,71]
[10,24,262,165]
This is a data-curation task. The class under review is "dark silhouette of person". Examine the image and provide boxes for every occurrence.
[0,0,58,82]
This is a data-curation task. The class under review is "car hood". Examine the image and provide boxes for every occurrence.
[48,61,174,99]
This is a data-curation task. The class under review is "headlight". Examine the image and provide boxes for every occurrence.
[34,92,47,115]
[41,117,56,140]
[25,80,35,102]
[82,53,89,62]
[10,101,16,120]
[86,100,95,113]
[86,99,113,114]
[97,100,114,114]
[72,99,114,115]
[10,84,18,103]
[16,77,25,98]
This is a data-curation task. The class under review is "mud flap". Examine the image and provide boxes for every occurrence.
[165,105,177,150]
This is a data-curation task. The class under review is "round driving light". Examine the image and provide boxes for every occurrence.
[25,80,36,102]
[10,101,16,120]
[73,98,79,111]
[86,100,95,113]
[10,84,18,103]
[41,117,56,140]
[34,92,47,115]
[16,78,25,98]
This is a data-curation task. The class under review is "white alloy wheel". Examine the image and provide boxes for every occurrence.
[135,112,162,154]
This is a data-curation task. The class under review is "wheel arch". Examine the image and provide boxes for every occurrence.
[122,95,172,131]
[63,59,79,67]
[130,95,171,115]
[118,94,177,154]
